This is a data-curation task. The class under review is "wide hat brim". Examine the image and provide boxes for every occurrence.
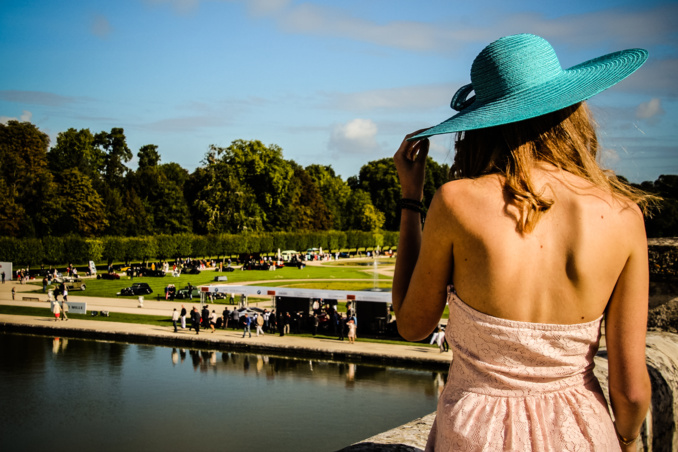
[411,47,648,140]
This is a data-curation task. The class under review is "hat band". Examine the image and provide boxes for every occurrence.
[451,84,475,112]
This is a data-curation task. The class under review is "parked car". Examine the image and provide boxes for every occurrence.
[120,283,153,296]
[137,268,165,277]
[98,272,121,280]
[63,280,86,291]
[175,285,199,299]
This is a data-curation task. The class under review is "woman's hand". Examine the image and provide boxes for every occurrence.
[394,130,430,200]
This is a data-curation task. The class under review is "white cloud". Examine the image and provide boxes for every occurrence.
[636,98,664,120]
[329,118,380,154]
[0,110,33,124]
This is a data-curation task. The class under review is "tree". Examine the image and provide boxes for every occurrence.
[357,158,401,230]
[54,169,108,237]
[213,140,295,230]
[185,158,263,234]
[137,144,160,169]
[285,165,333,231]
[306,164,351,230]
[0,120,57,237]
[48,128,105,182]
[134,155,192,234]
[344,189,385,231]
[94,128,132,189]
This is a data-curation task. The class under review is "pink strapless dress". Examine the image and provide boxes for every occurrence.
[426,289,620,451]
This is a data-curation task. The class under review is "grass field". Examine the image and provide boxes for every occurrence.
[26,264,393,300]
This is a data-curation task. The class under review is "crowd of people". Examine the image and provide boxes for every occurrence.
[170,300,361,342]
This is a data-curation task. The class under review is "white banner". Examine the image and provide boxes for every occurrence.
[0,262,12,281]
[88,260,97,275]
[68,302,87,315]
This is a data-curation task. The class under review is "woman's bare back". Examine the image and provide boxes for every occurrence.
[440,164,645,324]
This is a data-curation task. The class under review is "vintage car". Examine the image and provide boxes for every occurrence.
[137,268,166,277]
[98,272,121,280]
[119,282,153,296]
[175,285,200,299]
[63,279,86,291]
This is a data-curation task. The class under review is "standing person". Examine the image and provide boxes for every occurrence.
[263,309,270,332]
[201,305,210,329]
[52,300,61,321]
[256,314,264,336]
[311,314,319,336]
[62,287,68,302]
[283,312,291,335]
[255,312,265,336]
[209,310,217,333]
[11,286,15,300]
[276,311,284,336]
[190,307,200,335]
[231,308,239,330]
[172,308,179,332]
[241,313,252,338]
[61,298,69,321]
[337,314,346,341]
[180,305,187,329]
[1,271,4,283]
[392,34,653,451]
[222,307,230,330]
[347,319,357,344]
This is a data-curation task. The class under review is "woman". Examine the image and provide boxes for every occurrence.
[347,319,357,344]
[393,34,654,451]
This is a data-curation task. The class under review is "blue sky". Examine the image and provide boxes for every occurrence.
[1,0,676,183]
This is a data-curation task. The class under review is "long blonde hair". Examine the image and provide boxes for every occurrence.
[451,102,658,233]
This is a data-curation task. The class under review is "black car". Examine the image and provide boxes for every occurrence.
[138,268,166,277]
[120,283,153,296]
[184,266,201,275]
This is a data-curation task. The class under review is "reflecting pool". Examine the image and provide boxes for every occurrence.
[0,333,445,452]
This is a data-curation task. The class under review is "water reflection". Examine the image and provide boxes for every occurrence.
[169,347,447,392]
[1,333,445,452]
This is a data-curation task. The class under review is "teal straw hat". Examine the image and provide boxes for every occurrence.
[411,33,648,140]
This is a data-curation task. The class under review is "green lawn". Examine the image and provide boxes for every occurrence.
[27,264,392,300]
[0,305,171,326]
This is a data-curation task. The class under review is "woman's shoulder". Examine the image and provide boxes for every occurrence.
[434,175,505,212]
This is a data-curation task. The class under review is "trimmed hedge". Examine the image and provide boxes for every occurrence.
[0,230,398,267]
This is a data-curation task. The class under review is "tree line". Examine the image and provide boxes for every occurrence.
[0,230,398,267]
[1,120,676,241]
[0,121,448,238]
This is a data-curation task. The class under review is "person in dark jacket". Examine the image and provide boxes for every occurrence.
[190,307,200,334]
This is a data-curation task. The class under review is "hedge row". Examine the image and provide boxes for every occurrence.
[0,231,399,267]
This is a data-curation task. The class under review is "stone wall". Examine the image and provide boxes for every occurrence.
[648,239,678,332]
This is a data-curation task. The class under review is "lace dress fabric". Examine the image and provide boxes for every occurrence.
[426,289,619,451]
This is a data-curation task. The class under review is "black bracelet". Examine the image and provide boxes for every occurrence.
[399,198,424,212]
[399,198,426,223]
